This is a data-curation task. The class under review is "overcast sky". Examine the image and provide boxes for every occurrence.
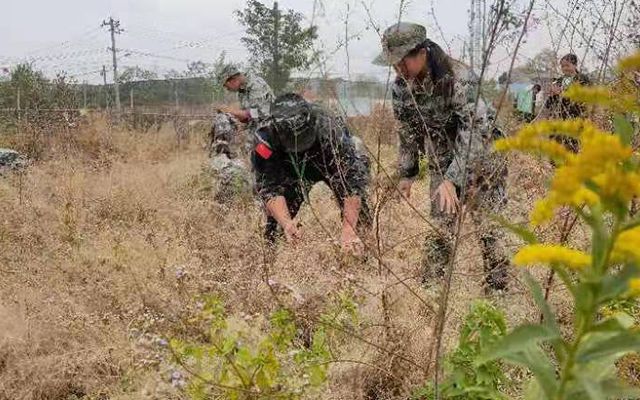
[0,0,556,84]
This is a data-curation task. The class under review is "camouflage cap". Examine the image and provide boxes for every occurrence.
[373,22,427,66]
[220,64,241,85]
[270,93,317,153]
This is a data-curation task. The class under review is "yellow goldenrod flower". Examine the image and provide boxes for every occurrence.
[612,227,640,265]
[628,278,640,297]
[530,198,557,227]
[565,85,640,113]
[570,187,600,207]
[513,244,592,270]
[494,137,572,162]
[496,70,638,227]
[515,119,598,141]
[618,52,640,72]
[592,170,640,204]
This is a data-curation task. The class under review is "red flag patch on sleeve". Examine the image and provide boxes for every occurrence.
[255,142,273,159]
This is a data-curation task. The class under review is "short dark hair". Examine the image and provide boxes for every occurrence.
[533,84,542,91]
[561,53,578,65]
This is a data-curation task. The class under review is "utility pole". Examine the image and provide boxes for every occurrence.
[174,81,179,109]
[272,1,280,93]
[468,0,485,74]
[82,81,88,108]
[469,0,476,73]
[102,17,123,111]
[101,65,109,109]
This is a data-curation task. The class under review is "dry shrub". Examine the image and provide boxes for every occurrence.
[0,119,232,399]
[348,103,398,146]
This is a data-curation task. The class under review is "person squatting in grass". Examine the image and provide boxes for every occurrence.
[374,22,509,293]
[208,65,275,202]
[210,65,275,157]
[252,93,372,255]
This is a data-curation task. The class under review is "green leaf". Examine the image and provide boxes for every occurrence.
[577,331,640,363]
[478,324,560,364]
[255,368,272,390]
[187,380,208,400]
[577,374,605,400]
[491,215,538,244]
[574,282,596,316]
[568,378,640,399]
[523,272,567,364]
[235,347,254,368]
[308,364,328,386]
[613,114,634,146]
[598,263,640,304]
[221,336,237,355]
[591,314,634,333]
[523,273,561,332]
[600,379,640,398]
[524,378,545,400]
[621,216,640,232]
[590,212,609,272]
[502,346,558,399]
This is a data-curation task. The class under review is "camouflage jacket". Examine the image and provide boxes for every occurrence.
[392,59,502,188]
[238,73,275,126]
[253,107,369,203]
[545,72,590,119]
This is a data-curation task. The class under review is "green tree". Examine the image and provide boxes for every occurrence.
[2,63,50,109]
[49,72,78,109]
[511,48,557,82]
[119,66,158,83]
[235,0,318,94]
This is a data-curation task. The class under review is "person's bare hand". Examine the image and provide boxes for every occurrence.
[398,178,414,199]
[434,180,459,215]
[341,228,363,256]
[283,221,303,243]
[550,84,563,95]
[218,105,235,115]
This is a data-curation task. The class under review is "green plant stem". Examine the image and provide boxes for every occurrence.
[211,341,251,389]
[556,313,590,400]
[556,214,619,399]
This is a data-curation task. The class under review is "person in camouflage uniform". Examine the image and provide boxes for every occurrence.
[253,93,371,253]
[544,53,591,153]
[208,66,275,202]
[211,65,275,157]
[374,22,509,292]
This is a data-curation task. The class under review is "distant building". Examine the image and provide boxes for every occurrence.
[290,76,389,116]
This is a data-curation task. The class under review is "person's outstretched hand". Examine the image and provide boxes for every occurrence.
[398,178,414,199]
[283,221,303,244]
[341,228,363,256]
[434,180,459,215]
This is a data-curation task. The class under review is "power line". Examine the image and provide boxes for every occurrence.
[22,26,104,57]
[119,48,196,63]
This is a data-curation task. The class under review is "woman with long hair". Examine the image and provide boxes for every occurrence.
[375,22,509,293]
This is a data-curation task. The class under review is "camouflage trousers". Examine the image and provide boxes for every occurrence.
[210,112,237,157]
[422,166,509,292]
[209,113,253,202]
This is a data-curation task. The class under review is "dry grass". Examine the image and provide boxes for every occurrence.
[0,111,576,399]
